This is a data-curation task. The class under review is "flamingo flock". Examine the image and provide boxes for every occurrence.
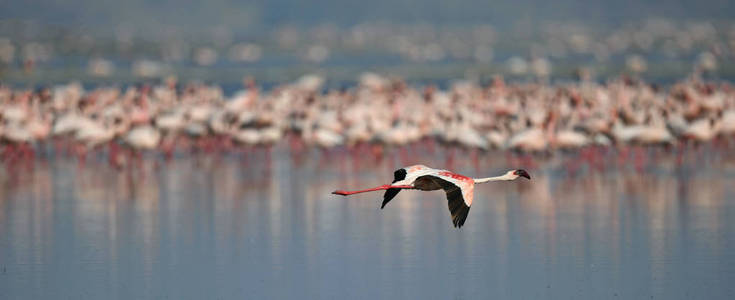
[1,74,735,166]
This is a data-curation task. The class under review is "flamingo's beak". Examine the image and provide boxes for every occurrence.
[514,169,531,180]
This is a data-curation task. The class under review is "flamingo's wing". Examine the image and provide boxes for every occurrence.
[382,168,407,209]
[418,175,471,228]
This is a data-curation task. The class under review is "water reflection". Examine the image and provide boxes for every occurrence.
[1,150,734,299]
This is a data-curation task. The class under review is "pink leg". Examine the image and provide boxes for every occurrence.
[333,184,414,196]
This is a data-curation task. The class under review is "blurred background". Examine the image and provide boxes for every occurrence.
[1,1,735,299]
[0,0,734,89]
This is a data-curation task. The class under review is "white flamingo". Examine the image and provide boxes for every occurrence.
[125,126,161,150]
[333,165,530,228]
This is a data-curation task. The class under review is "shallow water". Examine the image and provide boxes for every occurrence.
[1,150,735,299]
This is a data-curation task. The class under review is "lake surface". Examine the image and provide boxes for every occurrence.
[1,148,735,299]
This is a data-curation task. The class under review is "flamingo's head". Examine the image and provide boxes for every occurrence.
[513,169,531,180]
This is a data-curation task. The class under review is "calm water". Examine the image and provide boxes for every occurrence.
[1,149,735,299]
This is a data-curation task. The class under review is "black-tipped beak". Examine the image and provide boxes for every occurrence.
[514,169,531,180]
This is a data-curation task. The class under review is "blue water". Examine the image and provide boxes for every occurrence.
[1,150,734,299]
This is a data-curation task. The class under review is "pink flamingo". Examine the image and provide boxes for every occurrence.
[333,165,530,228]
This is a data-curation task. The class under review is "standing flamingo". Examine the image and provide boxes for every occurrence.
[332,165,530,228]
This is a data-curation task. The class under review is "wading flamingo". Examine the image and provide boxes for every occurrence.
[332,165,530,228]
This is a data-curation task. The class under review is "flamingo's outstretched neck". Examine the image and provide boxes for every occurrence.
[473,169,531,183]
[332,184,413,196]
[473,174,515,183]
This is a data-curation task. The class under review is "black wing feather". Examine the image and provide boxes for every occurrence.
[445,187,470,228]
[382,168,407,209]
[417,175,471,228]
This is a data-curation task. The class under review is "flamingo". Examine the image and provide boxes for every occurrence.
[682,117,720,142]
[74,121,115,148]
[507,127,548,152]
[553,130,590,149]
[2,123,35,160]
[486,129,508,149]
[720,110,735,136]
[332,165,530,228]
[125,126,161,150]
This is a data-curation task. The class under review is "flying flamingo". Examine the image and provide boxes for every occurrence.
[332,165,530,228]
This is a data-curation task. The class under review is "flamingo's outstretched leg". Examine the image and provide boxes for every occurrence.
[333,185,414,196]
